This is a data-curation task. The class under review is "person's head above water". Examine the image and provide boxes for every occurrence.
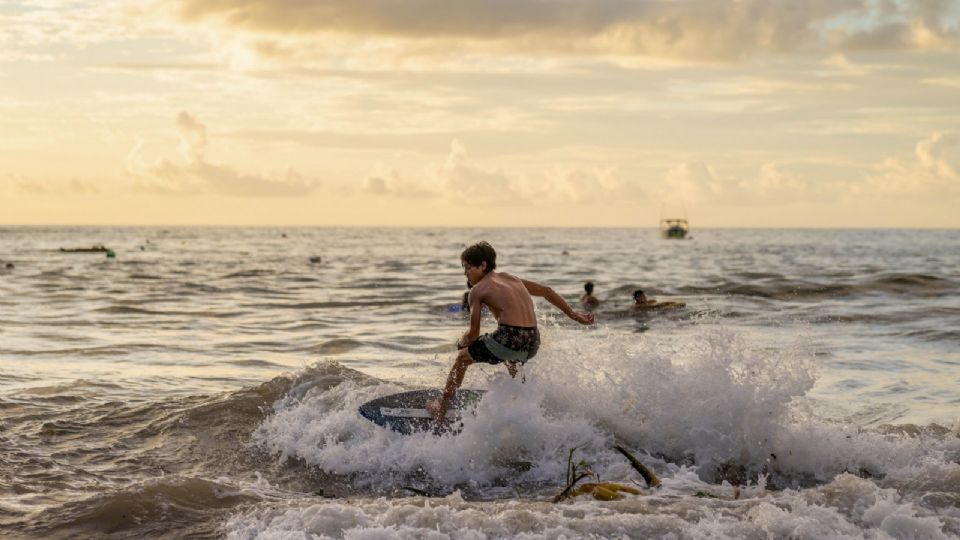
[584,281,595,294]
[633,289,646,302]
[460,241,496,274]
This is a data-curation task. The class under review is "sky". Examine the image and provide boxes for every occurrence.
[1,0,958,227]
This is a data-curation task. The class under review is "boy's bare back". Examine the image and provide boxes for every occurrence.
[469,271,537,327]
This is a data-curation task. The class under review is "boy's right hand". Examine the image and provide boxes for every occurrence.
[572,312,595,325]
[425,399,444,423]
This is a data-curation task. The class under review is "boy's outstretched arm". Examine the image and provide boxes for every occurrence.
[522,279,595,325]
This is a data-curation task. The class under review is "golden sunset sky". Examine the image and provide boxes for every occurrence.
[1,0,958,227]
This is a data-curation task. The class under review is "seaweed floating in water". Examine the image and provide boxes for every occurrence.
[614,445,661,488]
[552,448,645,503]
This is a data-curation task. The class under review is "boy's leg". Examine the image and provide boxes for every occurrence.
[506,362,526,383]
[427,348,474,422]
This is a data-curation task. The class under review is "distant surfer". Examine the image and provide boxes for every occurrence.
[580,281,600,309]
[426,241,595,423]
[632,289,657,308]
[632,289,685,310]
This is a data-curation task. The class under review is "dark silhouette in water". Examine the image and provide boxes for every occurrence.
[633,289,685,311]
[581,282,600,309]
[60,244,109,253]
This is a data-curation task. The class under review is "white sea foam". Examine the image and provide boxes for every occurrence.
[246,323,960,537]
[223,472,960,539]
[254,324,817,483]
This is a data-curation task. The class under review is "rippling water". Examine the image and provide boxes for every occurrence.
[1,227,958,539]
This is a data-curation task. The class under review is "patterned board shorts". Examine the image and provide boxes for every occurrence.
[468,324,540,365]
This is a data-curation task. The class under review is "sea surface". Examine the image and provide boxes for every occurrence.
[1,227,958,539]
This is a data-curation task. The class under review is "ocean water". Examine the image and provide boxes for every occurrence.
[0,226,958,539]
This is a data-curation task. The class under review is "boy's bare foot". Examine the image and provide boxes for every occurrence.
[507,362,518,377]
[425,399,444,422]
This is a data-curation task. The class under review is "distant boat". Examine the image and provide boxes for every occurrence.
[659,218,689,239]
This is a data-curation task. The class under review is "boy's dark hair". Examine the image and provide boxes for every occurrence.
[633,289,644,300]
[461,241,496,272]
[584,281,594,294]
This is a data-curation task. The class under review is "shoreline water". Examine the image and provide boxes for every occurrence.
[2,227,958,538]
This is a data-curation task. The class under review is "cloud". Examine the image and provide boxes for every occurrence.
[658,162,723,203]
[362,139,528,204]
[858,131,960,196]
[177,111,207,162]
[0,0,159,52]
[362,169,438,198]
[662,132,960,205]
[915,131,960,178]
[658,161,832,205]
[360,139,644,205]
[169,0,960,62]
[437,139,525,203]
[128,112,318,196]
[838,0,960,52]
[1,175,102,196]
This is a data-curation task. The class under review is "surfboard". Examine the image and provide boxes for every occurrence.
[358,389,485,435]
[635,301,686,311]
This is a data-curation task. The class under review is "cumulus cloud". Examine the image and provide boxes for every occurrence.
[128,112,318,197]
[662,132,960,205]
[169,0,960,61]
[437,139,524,203]
[858,131,960,196]
[658,162,722,203]
[657,161,829,205]
[362,169,438,198]
[361,139,644,205]
[915,131,960,178]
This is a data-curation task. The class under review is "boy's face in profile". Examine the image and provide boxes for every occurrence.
[462,260,486,286]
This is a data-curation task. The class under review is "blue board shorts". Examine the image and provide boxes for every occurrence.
[468,324,540,365]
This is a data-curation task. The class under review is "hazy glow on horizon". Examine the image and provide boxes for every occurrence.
[1,0,959,227]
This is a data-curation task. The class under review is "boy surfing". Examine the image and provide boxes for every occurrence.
[426,241,595,423]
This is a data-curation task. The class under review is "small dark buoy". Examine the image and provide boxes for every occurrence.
[281,233,288,238]
[561,250,570,256]
[309,256,322,264]
[106,249,116,258]
[4,263,12,269]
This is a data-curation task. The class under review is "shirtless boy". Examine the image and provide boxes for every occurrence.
[632,289,657,308]
[426,241,595,423]
[581,281,600,308]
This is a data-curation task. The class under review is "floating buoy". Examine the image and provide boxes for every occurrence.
[309,256,322,264]
[106,250,116,258]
